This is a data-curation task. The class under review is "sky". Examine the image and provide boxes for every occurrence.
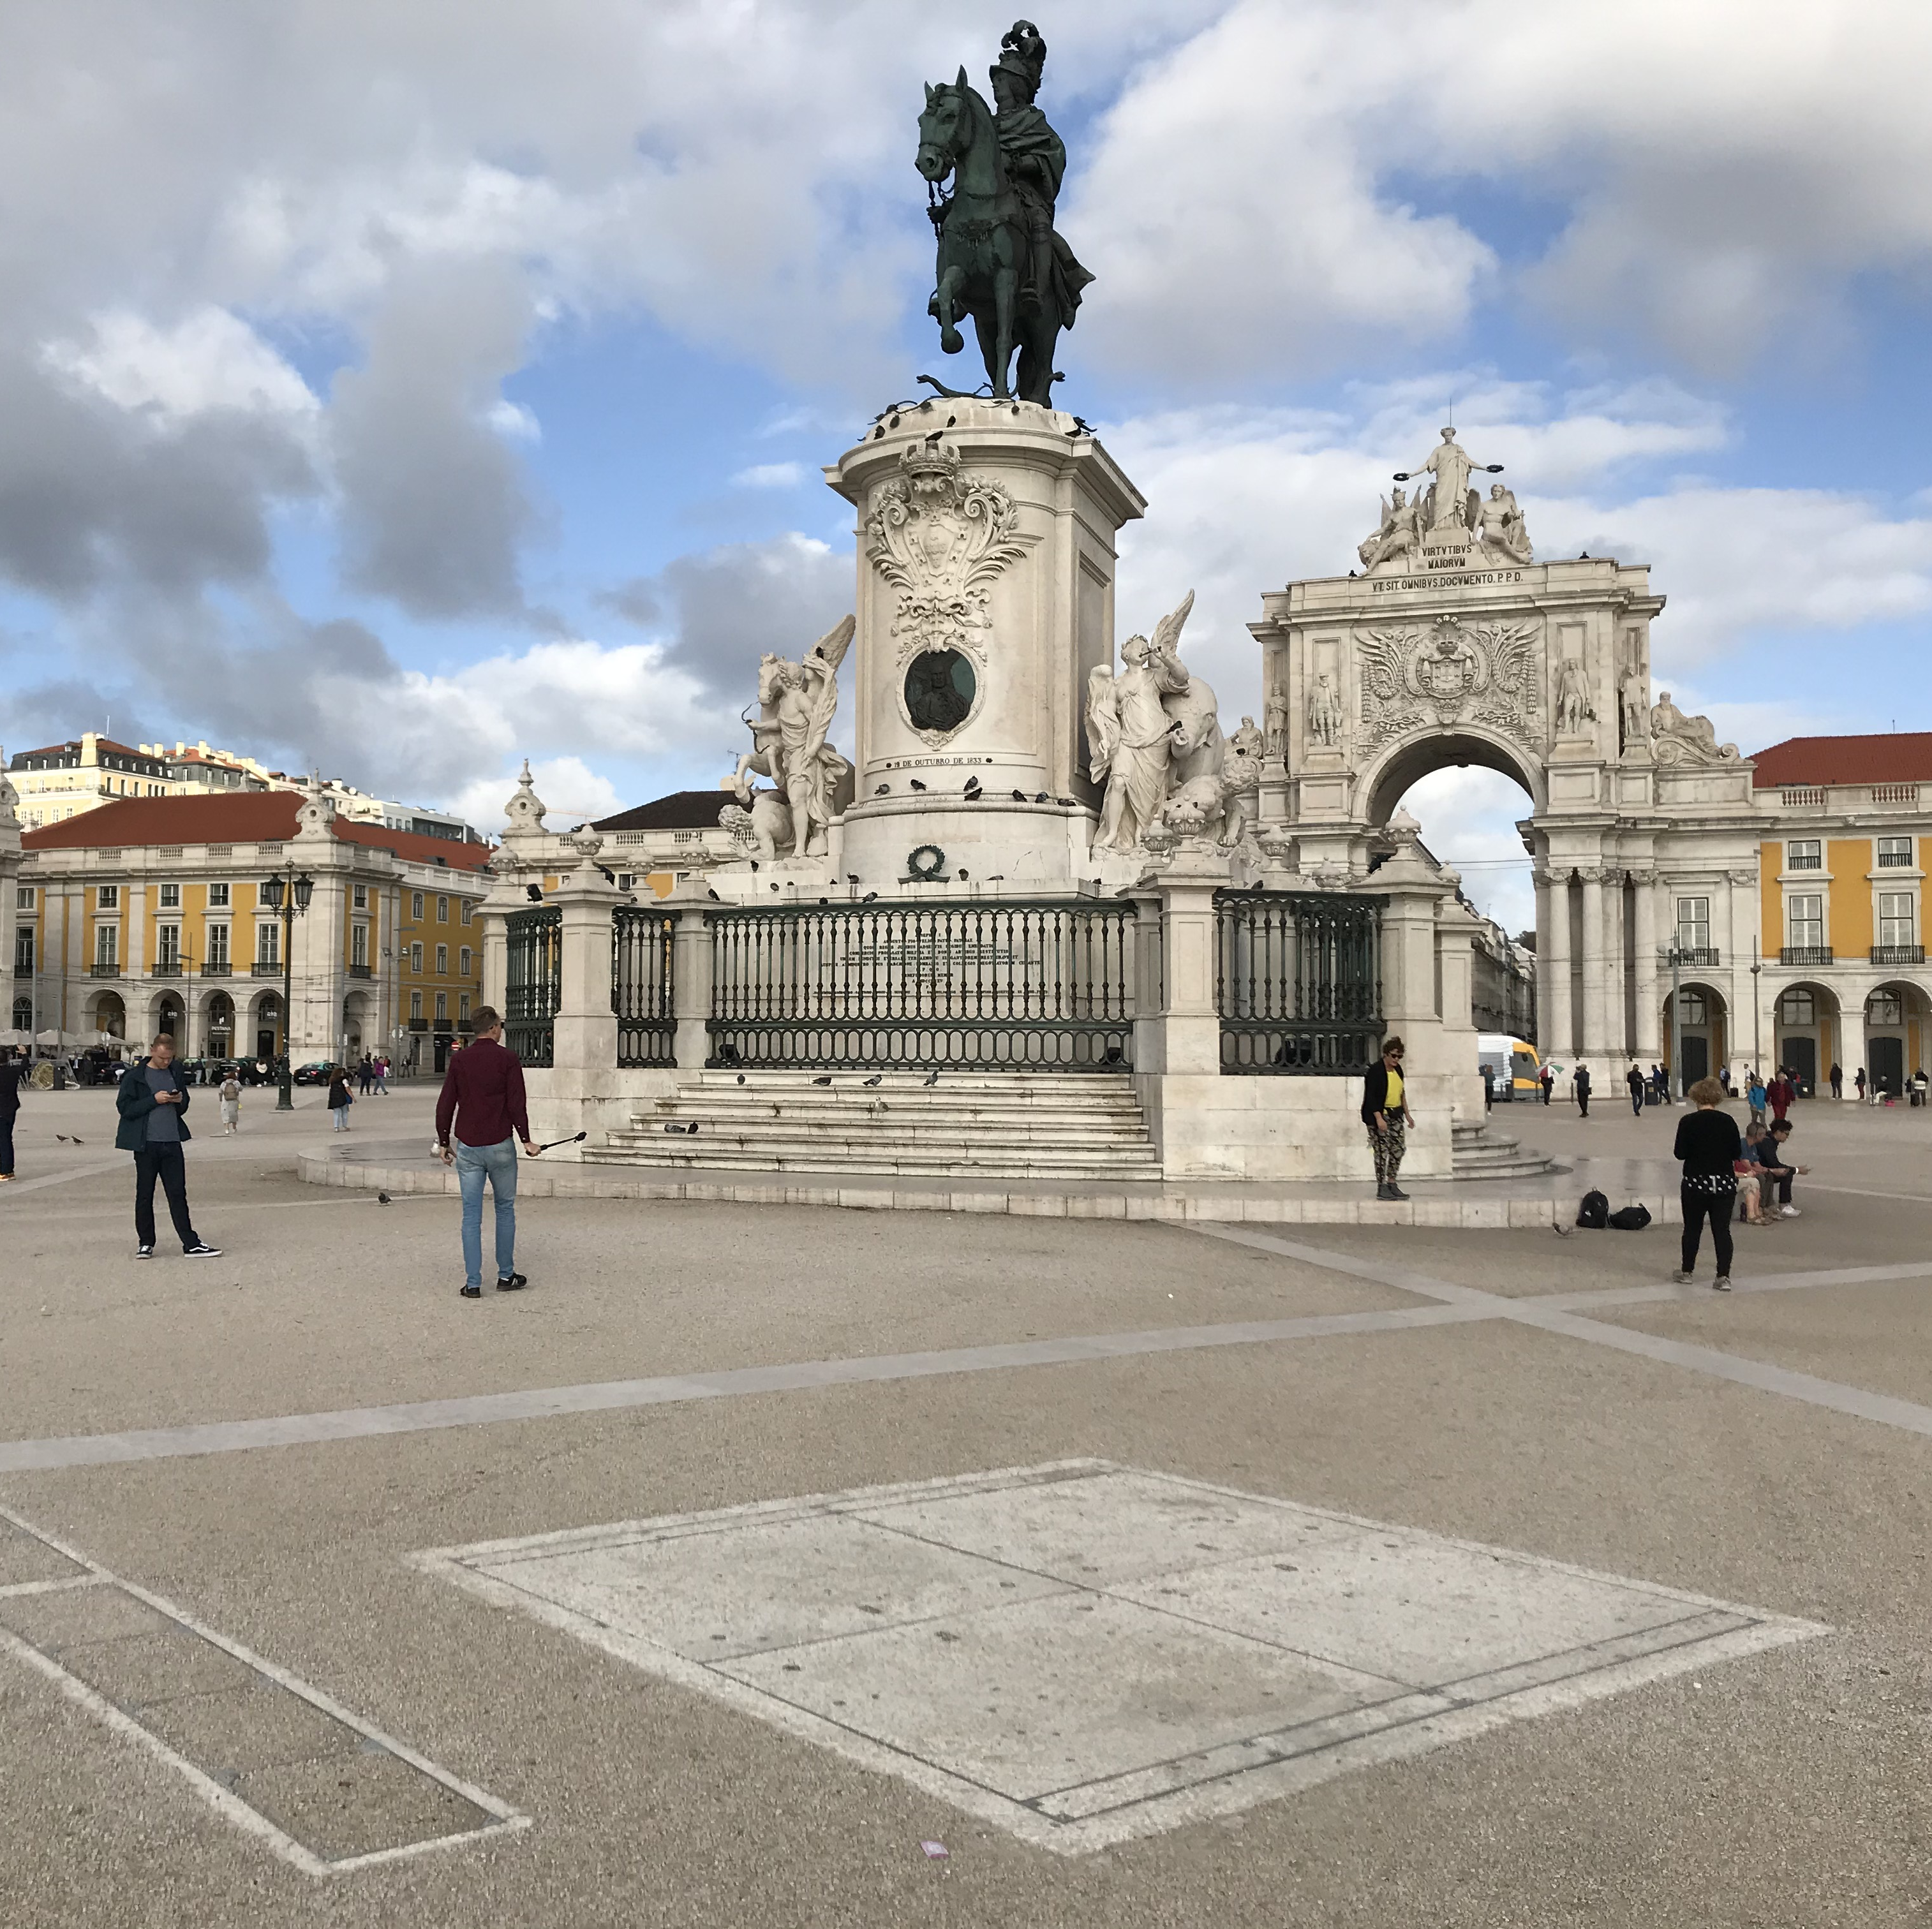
[3,0,1931,939]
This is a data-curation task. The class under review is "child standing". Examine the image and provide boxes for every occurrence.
[219,1071,242,1135]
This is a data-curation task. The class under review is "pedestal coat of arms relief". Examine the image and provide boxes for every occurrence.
[1355,615,1543,757]
[865,442,1032,741]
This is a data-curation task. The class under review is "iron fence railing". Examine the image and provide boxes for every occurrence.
[1780,945,1833,967]
[706,899,1136,1070]
[613,906,678,1067]
[1214,890,1383,1075]
[505,905,562,1068]
[1871,943,1926,966]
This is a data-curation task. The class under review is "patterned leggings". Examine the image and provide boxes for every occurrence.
[1367,1119,1406,1184]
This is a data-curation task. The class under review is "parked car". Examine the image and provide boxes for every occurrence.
[292,1061,337,1086]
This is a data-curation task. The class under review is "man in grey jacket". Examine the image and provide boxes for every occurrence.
[114,1034,222,1260]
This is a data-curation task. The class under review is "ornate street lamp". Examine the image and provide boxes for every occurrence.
[259,869,314,1112]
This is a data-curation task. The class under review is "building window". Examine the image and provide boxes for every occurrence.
[410,990,422,1021]
[158,882,181,909]
[1676,989,1707,1026]
[13,928,33,975]
[435,944,449,974]
[435,991,448,1023]
[436,895,449,922]
[1869,989,1904,1026]
[461,901,473,924]
[460,947,472,976]
[156,924,181,968]
[1786,840,1822,871]
[411,942,423,972]
[208,881,230,908]
[1674,896,1710,951]
[1878,836,1913,868]
[1787,893,1824,950]
[459,993,471,1021]
[97,885,119,911]
[11,996,29,1031]
[14,886,31,911]
[95,926,117,970]
[256,923,279,968]
[412,891,425,920]
[352,883,368,910]
[1879,892,1915,947]
[1778,987,1816,1026]
[352,923,369,968]
[206,924,230,968]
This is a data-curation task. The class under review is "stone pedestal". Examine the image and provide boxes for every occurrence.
[825,397,1143,893]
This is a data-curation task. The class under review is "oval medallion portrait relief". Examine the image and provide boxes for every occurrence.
[903,649,976,735]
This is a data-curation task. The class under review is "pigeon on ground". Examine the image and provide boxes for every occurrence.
[965,788,983,802]
[847,874,860,884]
[664,1121,699,1135]
[875,784,889,796]
[377,1192,392,1205]
[1055,797,1074,806]
[818,897,829,905]
[923,1070,940,1086]
[1011,788,1027,801]
[736,1074,746,1084]
[812,1075,833,1086]
[925,428,944,445]
[863,1074,883,1087]
[707,889,722,902]
[771,883,781,892]
[525,884,544,902]
[862,892,879,903]
[1035,792,1049,803]
[70,1137,82,1145]
[910,778,927,791]
[56,1134,69,1142]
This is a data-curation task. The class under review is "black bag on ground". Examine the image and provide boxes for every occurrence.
[1575,1190,1610,1229]
[1607,1203,1652,1231]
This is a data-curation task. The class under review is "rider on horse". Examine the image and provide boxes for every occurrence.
[986,21,1093,334]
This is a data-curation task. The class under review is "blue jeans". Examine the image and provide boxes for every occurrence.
[455,1136,518,1288]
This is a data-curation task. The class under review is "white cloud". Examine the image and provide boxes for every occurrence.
[731,461,806,490]
[41,306,318,425]
[1073,0,1932,378]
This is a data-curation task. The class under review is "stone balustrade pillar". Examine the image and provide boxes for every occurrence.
[1145,848,1230,1077]
[664,880,716,1072]
[524,857,625,1148]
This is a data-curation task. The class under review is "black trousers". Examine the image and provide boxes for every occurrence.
[133,1145,198,1250]
[1681,1184,1735,1276]
[1577,1090,1590,1116]
[1630,1090,1642,1116]
[0,1111,13,1175]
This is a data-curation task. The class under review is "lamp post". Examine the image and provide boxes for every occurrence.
[1664,943,1684,1102]
[1750,942,1763,1078]
[258,869,313,1112]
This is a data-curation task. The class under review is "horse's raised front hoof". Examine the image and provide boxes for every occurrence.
[939,325,964,355]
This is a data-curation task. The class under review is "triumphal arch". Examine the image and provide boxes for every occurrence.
[1252,428,1761,1083]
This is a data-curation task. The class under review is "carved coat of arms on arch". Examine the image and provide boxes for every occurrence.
[1354,615,1543,756]
[865,443,1034,672]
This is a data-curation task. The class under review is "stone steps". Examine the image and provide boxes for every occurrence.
[1451,1120,1562,1181]
[586,1070,1164,1179]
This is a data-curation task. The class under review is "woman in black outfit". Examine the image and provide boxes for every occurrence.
[1673,1074,1741,1290]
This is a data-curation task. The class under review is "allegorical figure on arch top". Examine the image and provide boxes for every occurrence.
[1395,426,1506,537]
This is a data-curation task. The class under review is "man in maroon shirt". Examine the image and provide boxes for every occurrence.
[436,1006,541,1297]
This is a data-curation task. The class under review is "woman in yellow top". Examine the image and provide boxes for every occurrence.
[1359,1037,1415,1201]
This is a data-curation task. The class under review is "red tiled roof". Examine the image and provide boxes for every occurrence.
[10,735,152,764]
[20,790,491,873]
[1750,733,1932,789]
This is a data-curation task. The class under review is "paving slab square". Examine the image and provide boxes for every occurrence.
[0,1519,90,1589]
[415,1460,1828,1853]
[237,1749,496,1866]
[136,1681,365,1777]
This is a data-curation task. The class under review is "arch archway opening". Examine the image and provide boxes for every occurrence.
[1371,738,1540,1046]
[1772,980,1841,1095]
[1663,980,1728,1087]
[1862,980,1932,1098]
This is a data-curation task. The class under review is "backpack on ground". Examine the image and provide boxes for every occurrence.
[1607,1203,1652,1231]
[1575,1190,1609,1229]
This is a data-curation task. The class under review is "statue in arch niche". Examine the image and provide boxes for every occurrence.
[1554,658,1595,737]
[1087,591,1241,850]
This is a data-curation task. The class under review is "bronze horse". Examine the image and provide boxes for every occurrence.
[916,70,1059,405]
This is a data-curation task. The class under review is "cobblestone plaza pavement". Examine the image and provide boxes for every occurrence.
[3,1085,1932,1924]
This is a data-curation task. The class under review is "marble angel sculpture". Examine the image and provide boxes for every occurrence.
[1087,592,1194,852]
[1475,484,1533,565]
[732,614,856,859]
[1649,691,1741,765]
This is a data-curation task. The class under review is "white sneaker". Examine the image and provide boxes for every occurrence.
[1780,1205,1801,1218]
[1670,1269,1693,1283]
